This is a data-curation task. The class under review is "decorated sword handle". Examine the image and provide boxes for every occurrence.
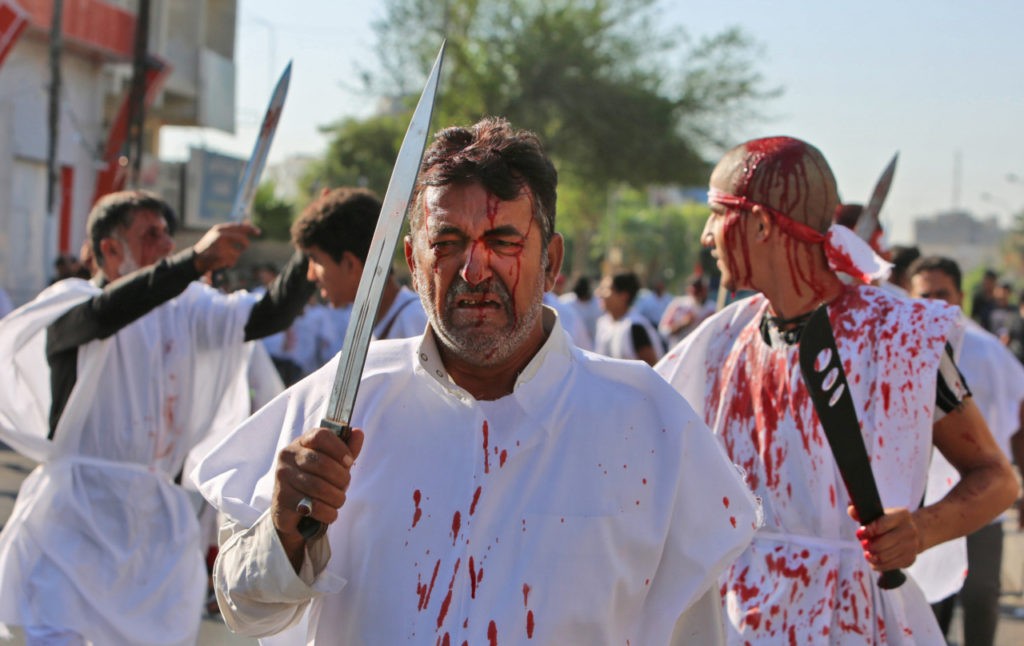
[296,418,353,540]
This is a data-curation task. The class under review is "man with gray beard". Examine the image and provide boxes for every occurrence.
[196,117,759,644]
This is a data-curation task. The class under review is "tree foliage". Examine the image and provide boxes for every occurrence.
[302,114,408,198]
[251,181,295,242]
[596,188,713,291]
[1001,210,1024,278]
[334,0,777,276]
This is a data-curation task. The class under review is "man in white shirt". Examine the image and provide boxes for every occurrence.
[291,187,427,345]
[908,255,1024,646]
[558,274,602,340]
[196,117,759,645]
[658,274,715,346]
[0,190,315,645]
[594,271,666,365]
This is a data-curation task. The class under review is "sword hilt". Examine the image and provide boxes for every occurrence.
[855,507,907,590]
[296,418,352,540]
[878,569,907,590]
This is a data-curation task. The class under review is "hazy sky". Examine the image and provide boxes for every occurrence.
[160,0,1024,244]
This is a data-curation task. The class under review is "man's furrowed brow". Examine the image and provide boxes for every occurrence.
[485,224,525,238]
[429,223,465,238]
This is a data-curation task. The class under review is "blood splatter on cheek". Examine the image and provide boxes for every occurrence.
[721,211,751,288]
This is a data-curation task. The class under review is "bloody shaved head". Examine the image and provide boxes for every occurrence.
[710,136,840,234]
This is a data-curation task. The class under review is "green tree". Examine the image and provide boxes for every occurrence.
[250,181,295,242]
[1000,210,1024,279]
[345,0,776,276]
[596,188,711,290]
[302,114,408,200]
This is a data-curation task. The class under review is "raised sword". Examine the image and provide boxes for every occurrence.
[229,61,292,223]
[297,42,445,539]
[854,152,898,246]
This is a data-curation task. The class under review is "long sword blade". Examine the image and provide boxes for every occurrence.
[324,42,445,430]
[854,152,898,242]
[229,61,292,222]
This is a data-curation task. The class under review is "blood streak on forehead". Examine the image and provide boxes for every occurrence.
[422,185,535,234]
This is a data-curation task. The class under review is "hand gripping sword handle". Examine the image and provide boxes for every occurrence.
[296,418,352,540]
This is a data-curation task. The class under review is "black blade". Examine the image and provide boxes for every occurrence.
[798,304,905,590]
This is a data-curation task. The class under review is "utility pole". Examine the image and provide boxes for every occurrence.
[126,0,151,187]
[45,0,64,260]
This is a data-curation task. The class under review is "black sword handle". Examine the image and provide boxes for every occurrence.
[296,418,352,540]
[798,305,906,590]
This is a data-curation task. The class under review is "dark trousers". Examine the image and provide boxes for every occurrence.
[931,521,1004,646]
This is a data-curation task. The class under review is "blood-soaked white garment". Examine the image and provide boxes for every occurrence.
[197,311,759,644]
[0,278,254,645]
[656,285,962,645]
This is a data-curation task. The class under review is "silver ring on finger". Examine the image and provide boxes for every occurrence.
[296,496,313,516]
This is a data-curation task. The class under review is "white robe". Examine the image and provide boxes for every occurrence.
[909,315,1024,602]
[594,310,666,362]
[656,285,962,645]
[0,278,255,644]
[196,312,759,644]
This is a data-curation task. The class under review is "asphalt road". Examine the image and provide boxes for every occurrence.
[2,444,1023,645]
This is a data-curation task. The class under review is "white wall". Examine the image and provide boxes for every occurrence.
[0,37,106,306]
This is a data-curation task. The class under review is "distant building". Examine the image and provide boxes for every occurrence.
[0,0,238,307]
[914,209,1004,273]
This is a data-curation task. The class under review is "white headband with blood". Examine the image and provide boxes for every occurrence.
[708,188,892,284]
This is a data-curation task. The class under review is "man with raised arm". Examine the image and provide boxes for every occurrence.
[197,117,759,644]
[0,190,315,645]
[655,137,1018,644]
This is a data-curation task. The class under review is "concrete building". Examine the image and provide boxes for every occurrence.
[0,0,237,307]
[914,209,1005,274]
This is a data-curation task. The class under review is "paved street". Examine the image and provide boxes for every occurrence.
[2,443,1024,644]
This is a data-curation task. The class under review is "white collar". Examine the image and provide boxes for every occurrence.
[412,306,571,403]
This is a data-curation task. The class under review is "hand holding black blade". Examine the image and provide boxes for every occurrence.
[797,304,906,590]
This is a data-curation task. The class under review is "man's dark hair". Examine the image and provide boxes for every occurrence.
[834,203,863,229]
[410,117,558,246]
[908,255,962,292]
[888,244,921,286]
[889,245,921,275]
[86,190,177,267]
[571,275,592,300]
[611,271,641,306]
[687,273,708,294]
[290,187,382,263]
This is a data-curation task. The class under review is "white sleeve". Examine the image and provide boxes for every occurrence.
[213,511,336,637]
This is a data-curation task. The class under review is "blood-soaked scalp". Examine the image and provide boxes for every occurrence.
[712,136,840,234]
[411,117,557,244]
